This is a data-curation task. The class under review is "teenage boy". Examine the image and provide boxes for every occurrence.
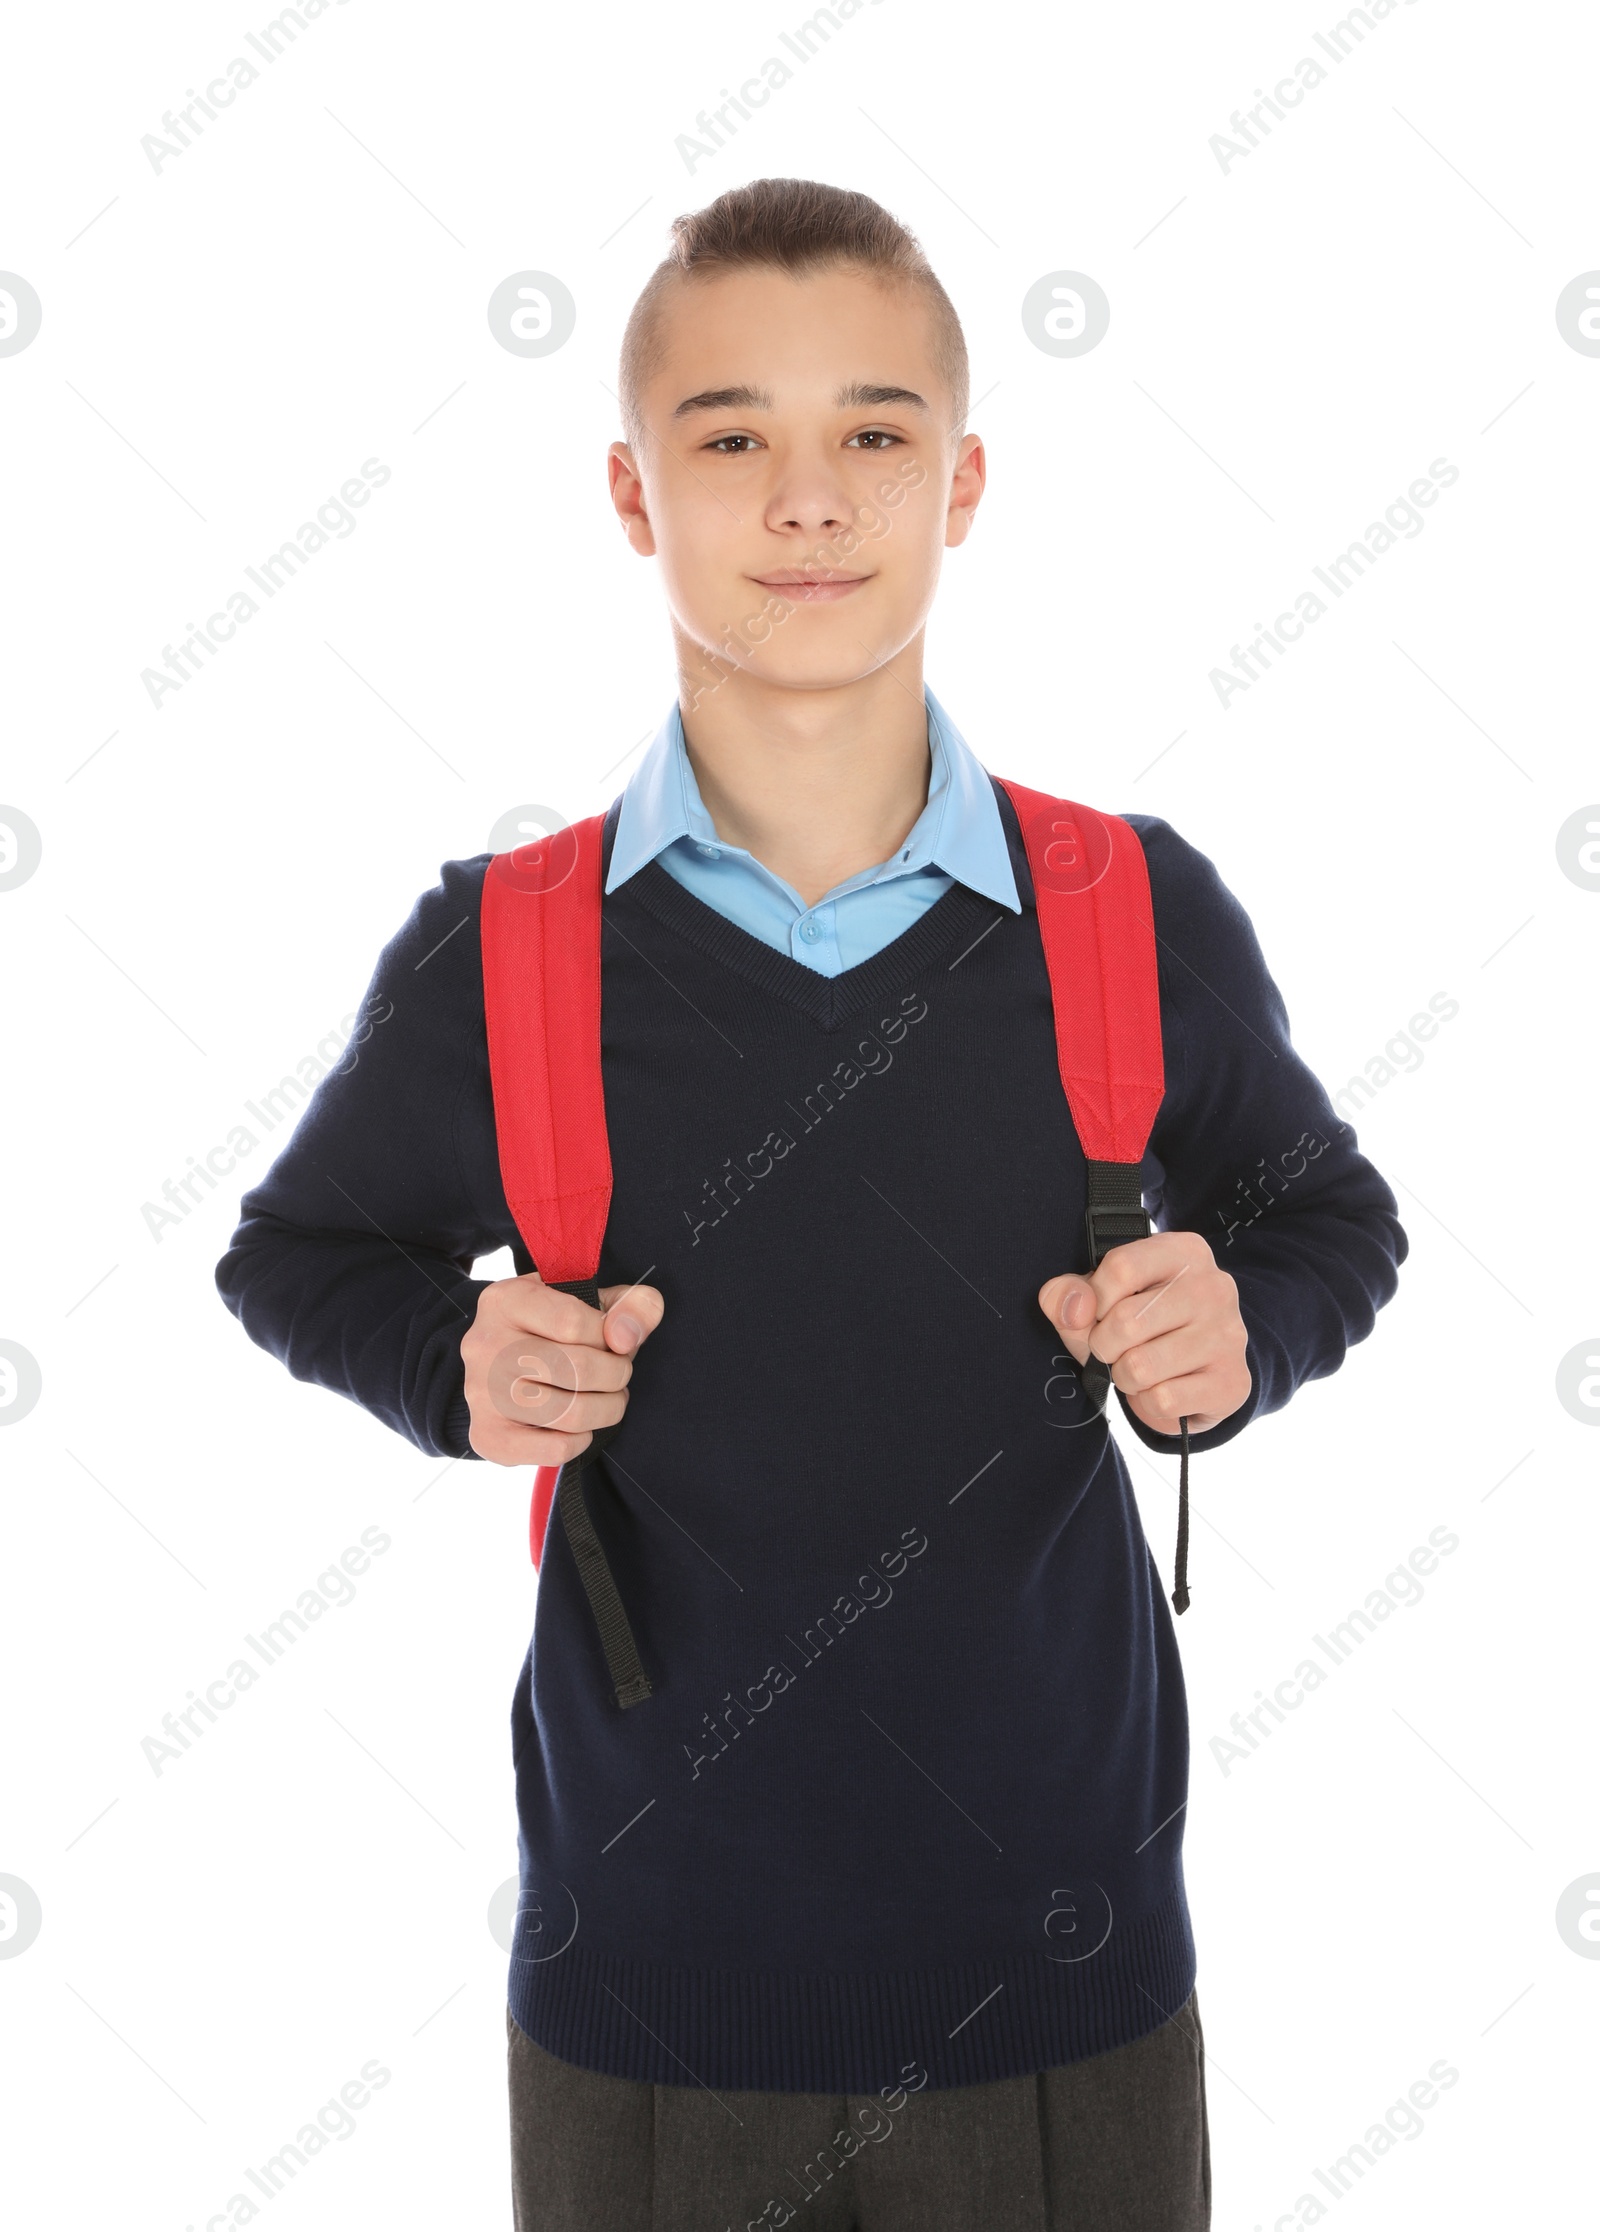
[217,178,1405,2232]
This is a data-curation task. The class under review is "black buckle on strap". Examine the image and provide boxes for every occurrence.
[1083,1159,1152,1271]
[1084,1201,1153,1268]
[1081,1164,1149,1414]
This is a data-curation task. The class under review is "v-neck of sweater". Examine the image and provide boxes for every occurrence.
[616,854,1005,1032]
[602,784,1024,1032]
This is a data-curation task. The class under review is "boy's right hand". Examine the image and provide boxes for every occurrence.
[460,1275,665,1468]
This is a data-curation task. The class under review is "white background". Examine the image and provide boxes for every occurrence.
[2,1,1596,2225]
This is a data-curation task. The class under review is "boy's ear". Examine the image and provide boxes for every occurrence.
[608,441,657,557]
[944,431,986,550]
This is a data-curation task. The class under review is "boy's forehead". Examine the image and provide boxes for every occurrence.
[644,264,944,411]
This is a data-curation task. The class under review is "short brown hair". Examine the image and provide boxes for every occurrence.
[619,177,969,452]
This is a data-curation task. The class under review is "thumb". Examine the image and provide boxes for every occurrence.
[1040,1272,1096,1362]
[598,1281,665,1356]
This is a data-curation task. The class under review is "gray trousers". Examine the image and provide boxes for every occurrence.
[507,1992,1210,2230]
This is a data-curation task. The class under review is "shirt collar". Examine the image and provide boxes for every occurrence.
[605,687,1020,913]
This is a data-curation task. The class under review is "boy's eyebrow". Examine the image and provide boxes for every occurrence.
[672,381,930,418]
[673,385,773,417]
[834,381,929,412]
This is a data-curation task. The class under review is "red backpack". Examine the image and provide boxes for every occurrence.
[480,781,1187,1710]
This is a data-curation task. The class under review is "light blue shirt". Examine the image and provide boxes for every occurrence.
[605,689,1020,977]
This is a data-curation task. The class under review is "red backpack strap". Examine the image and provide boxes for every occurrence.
[998,780,1191,1615]
[995,779,1164,1180]
[480,815,612,1288]
[480,818,654,1702]
[528,1466,558,1569]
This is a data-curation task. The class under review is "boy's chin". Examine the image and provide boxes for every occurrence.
[682,637,917,700]
[757,650,908,694]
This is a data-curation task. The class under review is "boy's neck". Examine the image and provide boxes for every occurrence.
[675,638,934,909]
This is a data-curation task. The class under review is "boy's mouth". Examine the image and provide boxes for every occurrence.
[750,570,872,604]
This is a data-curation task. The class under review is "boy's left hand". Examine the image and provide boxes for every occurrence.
[1039,1232,1251,1436]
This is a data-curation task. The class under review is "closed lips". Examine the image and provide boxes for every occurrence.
[752,572,870,600]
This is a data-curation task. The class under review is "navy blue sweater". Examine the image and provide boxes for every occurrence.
[216,783,1405,2092]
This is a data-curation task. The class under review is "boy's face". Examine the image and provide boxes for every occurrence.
[609,264,984,700]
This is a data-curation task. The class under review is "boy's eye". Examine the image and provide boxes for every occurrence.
[704,428,902,453]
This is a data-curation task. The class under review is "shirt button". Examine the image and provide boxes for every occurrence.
[800,919,820,942]
[696,843,720,859]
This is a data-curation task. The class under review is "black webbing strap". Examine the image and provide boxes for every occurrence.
[545,1275,654,1709]
[1082,1161,1192,1617]
[1171,1421,1191,1616]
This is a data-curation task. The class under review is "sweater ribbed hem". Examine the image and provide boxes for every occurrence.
[440,1386,475,1459]
[507,1886,1196,2093]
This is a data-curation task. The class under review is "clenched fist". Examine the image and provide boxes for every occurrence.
[460,1274,665,1467]
[1039,1231,1250,1435]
